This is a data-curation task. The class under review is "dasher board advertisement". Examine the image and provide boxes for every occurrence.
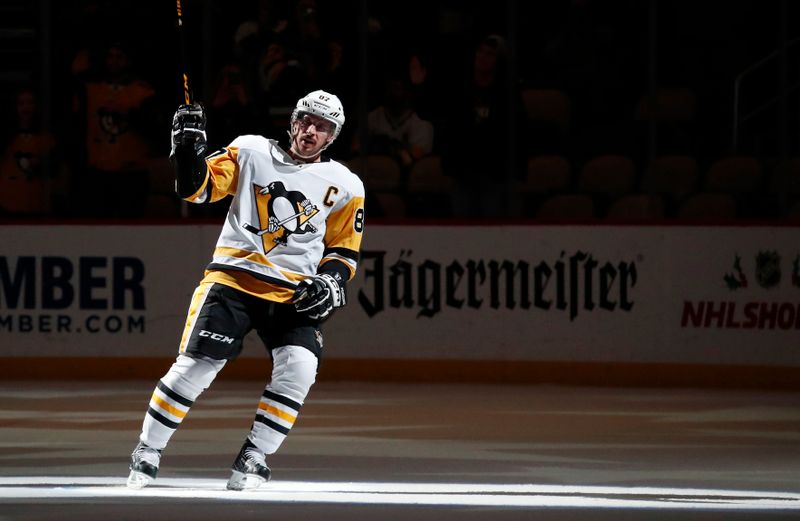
[1,225,798,367]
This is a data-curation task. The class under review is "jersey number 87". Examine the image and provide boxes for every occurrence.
[354,208,365,233]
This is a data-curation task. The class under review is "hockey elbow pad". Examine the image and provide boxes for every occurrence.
[172,139,209,198]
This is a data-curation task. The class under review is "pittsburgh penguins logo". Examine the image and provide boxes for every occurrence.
[97,108,129,144]
[243,181,320,250]
[14,151,35,176]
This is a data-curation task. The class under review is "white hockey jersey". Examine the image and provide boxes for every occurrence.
[184,135,365,303]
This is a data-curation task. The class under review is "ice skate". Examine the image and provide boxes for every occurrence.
[226,439,271,490]
[127,441,162,489]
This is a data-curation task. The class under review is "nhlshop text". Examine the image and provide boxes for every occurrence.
[357,250,637,320]
[681,301,800,330]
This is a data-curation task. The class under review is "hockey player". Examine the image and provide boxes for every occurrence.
[127,90,365,490]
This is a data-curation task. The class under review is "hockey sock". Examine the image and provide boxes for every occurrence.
[139,354,225,449]
[249,345,317,454]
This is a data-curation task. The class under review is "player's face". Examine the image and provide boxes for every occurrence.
[291,113,334,159]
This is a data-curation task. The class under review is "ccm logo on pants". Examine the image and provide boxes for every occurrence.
[198,330,235,344]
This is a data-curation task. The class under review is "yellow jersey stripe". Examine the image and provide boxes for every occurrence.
[214,246,277,268]
[278,269,308,283]
[202,270,294,303]
[184,171,210,203]
[324,196,364,253]
[206,146,240,202]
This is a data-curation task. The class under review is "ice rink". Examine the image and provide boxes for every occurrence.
[1,380,799,520]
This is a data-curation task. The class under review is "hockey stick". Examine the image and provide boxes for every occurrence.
[243,207,318,236]
[176,0,193,105]
[242,223,269,236]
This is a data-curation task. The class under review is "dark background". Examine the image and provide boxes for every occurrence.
[3,0,800,222]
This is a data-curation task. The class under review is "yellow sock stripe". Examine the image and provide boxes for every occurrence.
[151,393,188,419]
[258,402,297,425]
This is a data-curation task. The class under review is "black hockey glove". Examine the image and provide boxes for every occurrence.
[293,273,346,320]
[170,104,209,198]
[171,103,206,150]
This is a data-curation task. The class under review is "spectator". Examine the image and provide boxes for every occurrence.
[253,40,308,130]
[407,51,437,124]
[439,34,525,218]
[0,88,59,218]
[317,39,350,100]
[284,0,329,83]
[257,41,306,101]
[72,42,156,218]
[233,0,289,60]
[232,0,290,99]
[357,76,434,169]
[209,61,256,145]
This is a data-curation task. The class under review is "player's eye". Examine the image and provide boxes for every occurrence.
[316,120,334,133]
[300,115,333,134]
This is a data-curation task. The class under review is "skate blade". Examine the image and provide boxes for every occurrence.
[127,470,154,489]
[226,470,267,491]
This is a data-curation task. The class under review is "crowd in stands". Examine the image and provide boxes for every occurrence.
[1,0,799,222]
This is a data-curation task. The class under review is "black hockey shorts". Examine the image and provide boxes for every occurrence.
[178,282,323,361]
